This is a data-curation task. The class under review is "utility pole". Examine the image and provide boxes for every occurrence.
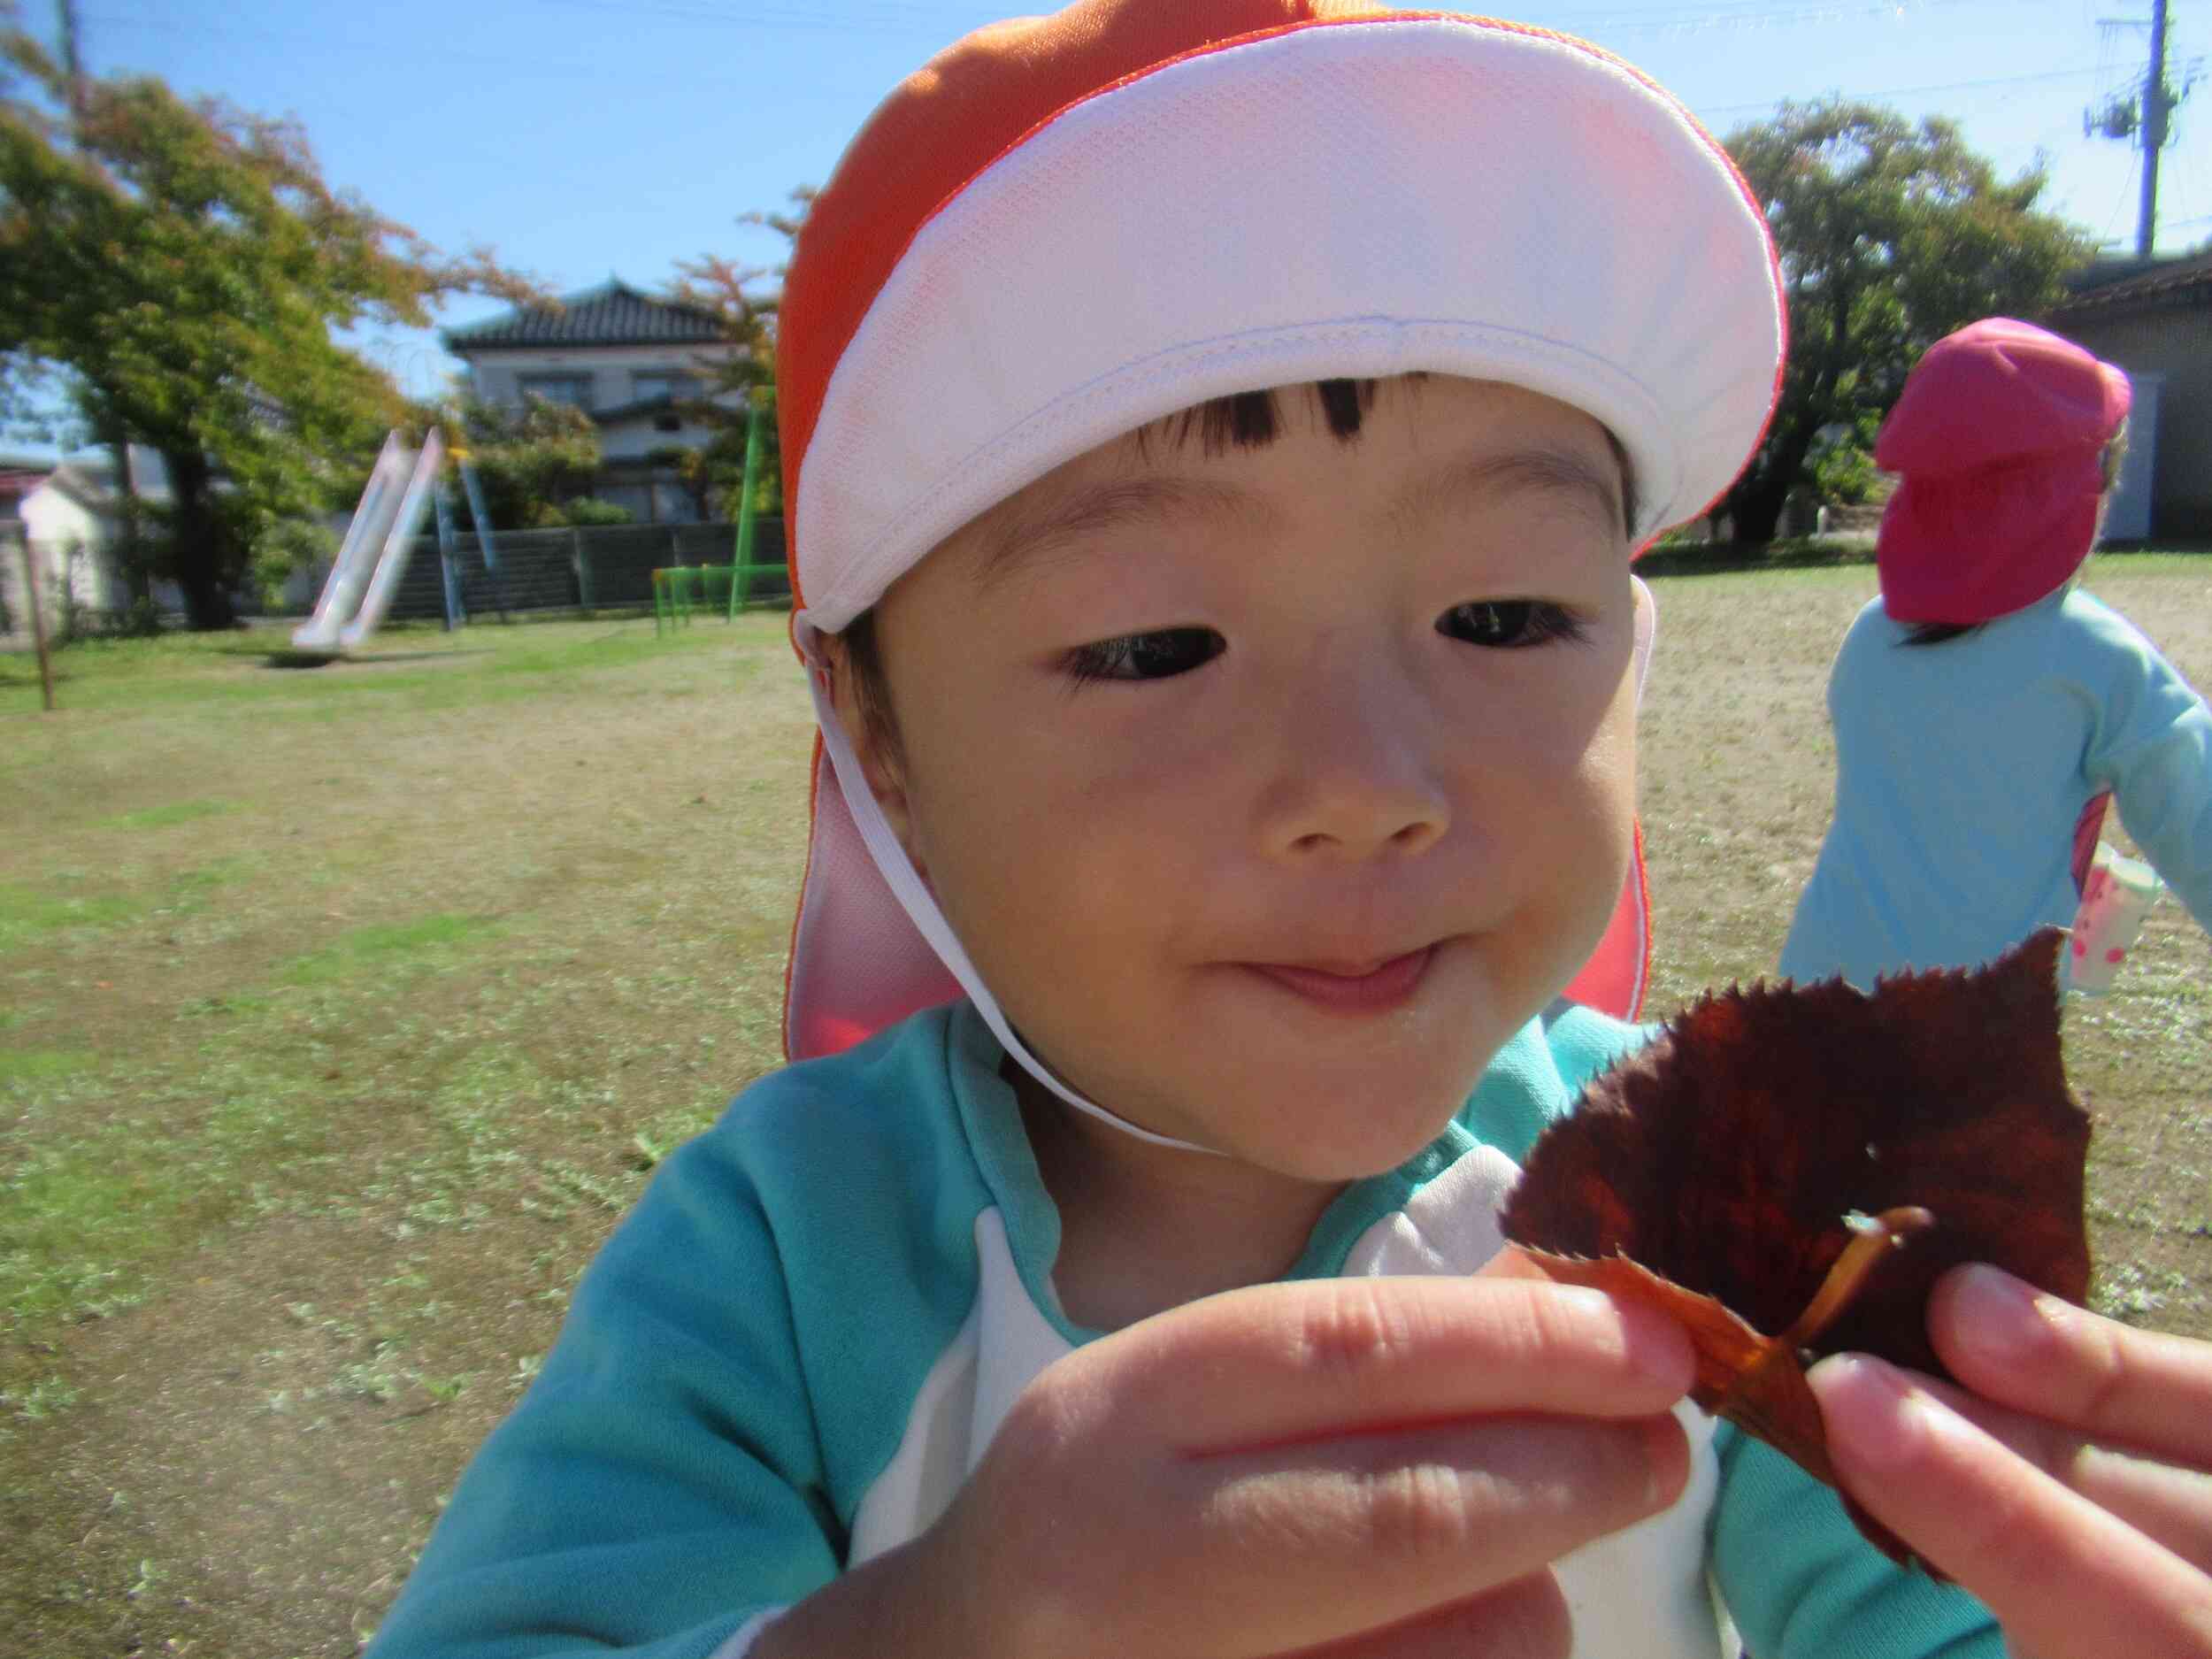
[55,0,87,127]
[2139,0,2172,257]
[2087,0,2188,257]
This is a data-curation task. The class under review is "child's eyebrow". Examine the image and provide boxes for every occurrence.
[1394,447,1626,540]
[971,474,1261,593]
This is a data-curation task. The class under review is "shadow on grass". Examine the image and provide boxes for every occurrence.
[1637,537,1878,579]
[1638,537,2212,580]
[254,647,495,672]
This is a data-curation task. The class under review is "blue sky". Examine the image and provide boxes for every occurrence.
[40,0,2212,403]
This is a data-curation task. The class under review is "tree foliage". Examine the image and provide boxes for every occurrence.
[440,392,602,530]
[0,31,534,626]
[1717,101,2096,545]
[663,188,809,518]
[248,515,337,611]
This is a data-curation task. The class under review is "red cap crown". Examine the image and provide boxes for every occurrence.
[783,3,1446,597]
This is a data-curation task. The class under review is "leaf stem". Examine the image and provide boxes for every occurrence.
[1785,1206,1936,1349]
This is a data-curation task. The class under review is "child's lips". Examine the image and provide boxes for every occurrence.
[1243,944,1439,1013]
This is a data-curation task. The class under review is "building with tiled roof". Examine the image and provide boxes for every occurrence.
[442,278,727,350]
[2048,251,2212,541]
[442,278,741,525]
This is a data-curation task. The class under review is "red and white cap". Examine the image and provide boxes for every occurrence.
[1875,318,2132,625]
[775,2,1786,1143]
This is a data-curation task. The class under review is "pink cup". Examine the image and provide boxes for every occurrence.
[2068,843,2163,995]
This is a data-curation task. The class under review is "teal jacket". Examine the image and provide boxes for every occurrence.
[366,1000,2001,1658]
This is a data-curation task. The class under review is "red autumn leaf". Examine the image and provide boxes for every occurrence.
[1500,927,2093,1567]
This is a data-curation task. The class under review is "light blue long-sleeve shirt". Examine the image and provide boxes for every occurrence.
[1781,587,2212,992]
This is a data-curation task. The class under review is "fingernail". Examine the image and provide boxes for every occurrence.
[1543,1285,1694,1395]
[1808,1353,1928,1476]
[1548,1285,1623,1321]
[1945,1263,2047,1370]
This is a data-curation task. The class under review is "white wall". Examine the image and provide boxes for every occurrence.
[17,481,123,611]
[465,343,740,413]
[598,413,718,462]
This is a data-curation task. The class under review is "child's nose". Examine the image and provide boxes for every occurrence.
[1260,662,1451,861]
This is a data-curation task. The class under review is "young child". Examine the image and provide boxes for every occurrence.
[364,11,2210,1658]
[1779,317,2212,994]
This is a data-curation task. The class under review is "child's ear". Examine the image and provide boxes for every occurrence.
[1630,574,1656,709]
[820,633,925,876]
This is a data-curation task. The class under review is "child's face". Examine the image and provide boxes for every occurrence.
[840,374,1639,1179]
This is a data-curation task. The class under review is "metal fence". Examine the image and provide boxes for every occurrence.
[383,518,789,623]
[0,518,790,642]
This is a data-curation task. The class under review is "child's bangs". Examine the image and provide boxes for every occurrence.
[1133,377,1639,535]
[1135,379,1383,457]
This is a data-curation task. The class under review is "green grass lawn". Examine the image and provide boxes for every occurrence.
[3,564,2210,1655]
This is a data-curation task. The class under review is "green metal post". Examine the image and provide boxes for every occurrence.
[730,391,767,620]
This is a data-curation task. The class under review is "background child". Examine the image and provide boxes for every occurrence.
[363,10,2208,1658]
[1779,317,2212,994]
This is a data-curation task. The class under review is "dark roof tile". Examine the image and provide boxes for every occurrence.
[2051,252,2212,317]
[442,279,727,350]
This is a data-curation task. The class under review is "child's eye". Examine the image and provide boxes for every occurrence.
[1064,626,1225,683]
[1436,600,1588,649]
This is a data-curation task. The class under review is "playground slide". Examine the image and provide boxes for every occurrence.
[290,429,445,653]
[338,429,444,649]
[293,433,403,651]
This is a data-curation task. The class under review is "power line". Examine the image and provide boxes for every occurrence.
[1700,62,2107,116]
[1548,0,2002,34]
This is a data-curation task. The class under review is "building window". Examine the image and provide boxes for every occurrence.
[518,373,594,409]
[652,479,704,525]
[632,372,699,403]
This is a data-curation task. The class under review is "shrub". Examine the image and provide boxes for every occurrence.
[250,518,339,614]
[557,497,635,527]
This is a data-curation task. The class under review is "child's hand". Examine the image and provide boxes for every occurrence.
[905,1273,1694,1659]
[1811,1263,2212,1659]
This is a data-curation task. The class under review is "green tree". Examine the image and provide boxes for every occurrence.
[248,515,337,612]
[1718,101,2095,546]
[0,32,532,627]
[664,188,808,518]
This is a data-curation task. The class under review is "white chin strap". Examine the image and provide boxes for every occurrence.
[799,616,1220,1156]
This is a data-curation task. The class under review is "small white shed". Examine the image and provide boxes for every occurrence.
[0,449,178,633]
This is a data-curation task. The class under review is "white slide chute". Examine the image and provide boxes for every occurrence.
[291,428,447,653]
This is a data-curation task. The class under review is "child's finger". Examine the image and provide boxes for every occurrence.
[1822,1350,2212,1577]
[1260,1571,1571,1659]
[1082,1274,1694,1453]
[962,1394,1680,1659]
[1928,1263,2212,1469]
[1810,1353,2212,1659]
[1165,1410,1686,1653]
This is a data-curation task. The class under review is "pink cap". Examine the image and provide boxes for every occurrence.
[1874,319,2131,625]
